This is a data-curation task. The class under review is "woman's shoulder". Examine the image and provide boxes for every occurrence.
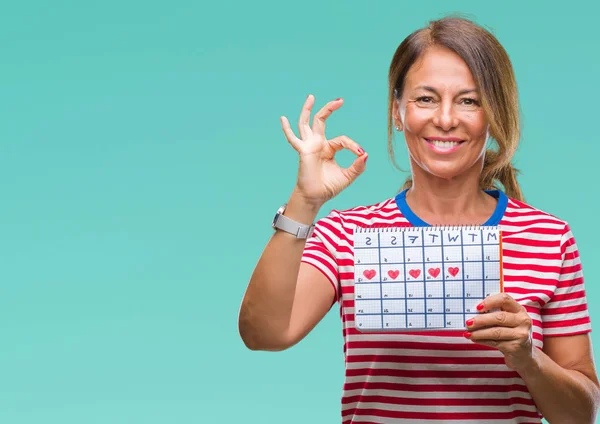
[335,196,398,216]
[504,195,569,225]
[502,194,573,241]
[318,196,404,231]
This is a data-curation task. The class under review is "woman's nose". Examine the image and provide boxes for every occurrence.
[432,102,459,131]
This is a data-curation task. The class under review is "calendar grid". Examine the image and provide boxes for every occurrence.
[353,225,503,332]
[420,228,427,326]
[402,230,408,329]
[441,229,446,324]
[480,229,485,297]
[377,232,383,329]
[460,229,466,321]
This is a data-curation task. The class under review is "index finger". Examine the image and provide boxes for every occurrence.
[298,94,316,140]
[479,293,523,314]
[312,98,344,136]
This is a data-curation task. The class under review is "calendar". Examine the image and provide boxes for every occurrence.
[353,225,503,331]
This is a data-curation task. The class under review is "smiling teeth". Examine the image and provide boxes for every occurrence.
[429,140,461,149]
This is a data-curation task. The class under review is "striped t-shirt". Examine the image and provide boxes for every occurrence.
[301,189,591,423]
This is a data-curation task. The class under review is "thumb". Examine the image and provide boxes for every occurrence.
[345,153,368,182]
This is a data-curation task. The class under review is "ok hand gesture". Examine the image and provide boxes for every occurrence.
[281,95,368,209]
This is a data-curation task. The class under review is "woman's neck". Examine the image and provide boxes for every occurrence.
[404,160,498,226]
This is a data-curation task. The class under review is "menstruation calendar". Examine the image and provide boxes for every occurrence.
[353,225,503,331]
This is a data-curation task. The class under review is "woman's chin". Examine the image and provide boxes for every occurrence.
[419,160,474,182]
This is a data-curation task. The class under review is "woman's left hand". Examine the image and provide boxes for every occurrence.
[465,293,534,371]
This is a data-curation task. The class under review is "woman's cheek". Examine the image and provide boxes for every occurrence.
[403,106,431,132]
[464,111,489,135]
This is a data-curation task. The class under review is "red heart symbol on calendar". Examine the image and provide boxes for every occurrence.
[428,268,441,278]
[363,269,376,280]
[408,269,421,279]
[448,267,460,277]
[387,270,400,279]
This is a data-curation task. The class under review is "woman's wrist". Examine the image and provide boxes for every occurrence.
[283,189,322,226]
[514,346,543,380]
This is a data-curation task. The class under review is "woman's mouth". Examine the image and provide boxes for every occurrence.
[424,137,465,154]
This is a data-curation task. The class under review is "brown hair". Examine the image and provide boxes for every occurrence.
[387,16,524,201]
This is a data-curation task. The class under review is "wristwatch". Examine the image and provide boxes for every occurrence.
[271,204,315,239]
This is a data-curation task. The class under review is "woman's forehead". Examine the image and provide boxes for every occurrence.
[404,46,477,91]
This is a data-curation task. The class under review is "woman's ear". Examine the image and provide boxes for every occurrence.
[392,101,403,132]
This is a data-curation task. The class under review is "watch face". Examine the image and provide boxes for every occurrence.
[272,205,285,227]
[272,204,286,228]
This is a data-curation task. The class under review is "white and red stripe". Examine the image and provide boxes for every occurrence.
[301,195,591,423]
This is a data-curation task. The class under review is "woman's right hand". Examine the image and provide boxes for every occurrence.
[280,95,368,209]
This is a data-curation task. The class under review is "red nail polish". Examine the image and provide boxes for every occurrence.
[466,319,474,327]
[363,155,368,163]
[477,303,484,311]
[335,98,342,101]
[463,332,471,338]
[358,148,364,155]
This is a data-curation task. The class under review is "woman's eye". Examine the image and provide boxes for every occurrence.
[416,96,434,103]
[461,98,480,106]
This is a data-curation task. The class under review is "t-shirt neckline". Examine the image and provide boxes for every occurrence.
[394,188,508,227]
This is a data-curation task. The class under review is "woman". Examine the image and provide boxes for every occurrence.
[238,16,600,423]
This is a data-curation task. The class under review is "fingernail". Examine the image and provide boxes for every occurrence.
[335,97,342,101]
[466,319,474,327]
[463,332,471,338]
[363,155,368,163]
[477,303,485,311]
[358,148,364,155]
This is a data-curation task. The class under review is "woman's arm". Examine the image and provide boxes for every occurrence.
[466,294,600,424]
[238,94,368,351]
[519,333,600,424]
[238,192,335,351]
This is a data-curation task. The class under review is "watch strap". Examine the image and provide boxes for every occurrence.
[272,205,315,239]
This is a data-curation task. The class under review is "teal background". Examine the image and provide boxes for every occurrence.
[0,1,598,423]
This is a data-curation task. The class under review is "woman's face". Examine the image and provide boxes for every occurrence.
[394,46,489,182]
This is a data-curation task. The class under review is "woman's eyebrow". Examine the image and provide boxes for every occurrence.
[415,85,478,96]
